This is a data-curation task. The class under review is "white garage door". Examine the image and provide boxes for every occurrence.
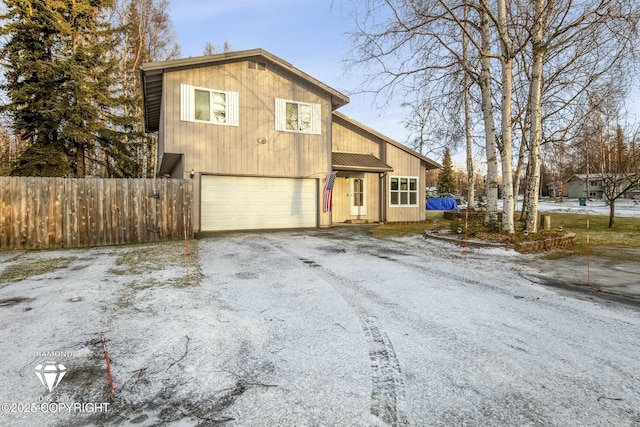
[201,176,317,231]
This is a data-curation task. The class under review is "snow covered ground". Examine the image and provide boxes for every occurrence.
[526,197,640,218]
[1,228,639,426]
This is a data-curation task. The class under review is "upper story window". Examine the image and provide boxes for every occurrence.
[389,176,418,206]
[275,98,321,134]
[180,84,239,126]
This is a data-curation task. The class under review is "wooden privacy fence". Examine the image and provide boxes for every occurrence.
[0,177,193,251]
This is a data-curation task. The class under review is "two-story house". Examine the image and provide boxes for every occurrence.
[565,174,605,198]
[141,49,440,232]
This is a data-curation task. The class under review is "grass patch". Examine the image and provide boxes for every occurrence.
[539,212,640,258]
[0,256,77,283]
[370,222,440,239]
[109,240,202,287]
[371,210,640,257]
[371,211,453,238]
[109,240,195,275]
[425,211,446,221]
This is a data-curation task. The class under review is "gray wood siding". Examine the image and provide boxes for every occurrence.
[331,116,382,222]
[162,61,332,179]
[386,145,426,222]
[331,174,381,223]
[332,116,381,155]
[161,61,334,230]
[332,115,426,223]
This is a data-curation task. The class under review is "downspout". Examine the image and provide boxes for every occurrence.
[379,139,388,223]
[380,172,387,223]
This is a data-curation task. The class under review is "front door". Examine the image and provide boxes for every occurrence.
[350,176,366,216]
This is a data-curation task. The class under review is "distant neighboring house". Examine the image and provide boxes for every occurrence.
[140,49,441,232]
[566,174,604,198]
[565,173,640,199]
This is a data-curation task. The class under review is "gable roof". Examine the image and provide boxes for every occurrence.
[566,174,605,182]
[566,173,640,184]
[140,48,350,133]
[332,112,442,170]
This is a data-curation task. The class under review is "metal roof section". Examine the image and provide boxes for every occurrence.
[332,152,394,173]
[140,48,350,133]
[332,111,442,170]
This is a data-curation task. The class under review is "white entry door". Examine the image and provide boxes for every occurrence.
[349,176,366,216]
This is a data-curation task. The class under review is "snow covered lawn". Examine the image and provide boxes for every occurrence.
[1,229,639,426]
[531,197,640,218]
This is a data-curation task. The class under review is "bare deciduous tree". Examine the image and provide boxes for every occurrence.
[203,40,232,56]
[345,0,506,228]
[0,122,22,175]
[110,0,181,177]
[519,0,639,232]
[346,0,639,235]
[600,127,640,227]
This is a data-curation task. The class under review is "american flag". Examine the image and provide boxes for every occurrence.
[323,172,337,212]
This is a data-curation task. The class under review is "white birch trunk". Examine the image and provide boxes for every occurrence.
[513,133,528,217]
[464,78,475,210]
[498,0,515,233]
[479,1,499,226]
[463,2,475,210]
[524,0,547,233]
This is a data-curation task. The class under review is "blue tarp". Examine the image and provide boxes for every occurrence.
[426,197,459,210]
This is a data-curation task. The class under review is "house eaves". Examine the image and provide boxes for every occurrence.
[332,111,442,170]
[140,48,350,133]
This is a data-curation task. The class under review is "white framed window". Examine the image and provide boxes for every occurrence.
[180,84,239,126]
[275,98,321,134]
[389,176,419,206]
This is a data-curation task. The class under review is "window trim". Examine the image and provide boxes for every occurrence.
[389,176,419,207]
[275,98,321,134]
[180,84,239,127]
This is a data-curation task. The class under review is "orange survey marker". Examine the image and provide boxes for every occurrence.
[100,332,115,395]
[183,208,190,284]
[586,213,591,289]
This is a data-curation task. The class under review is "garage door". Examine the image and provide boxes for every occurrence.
[201,176,317,231]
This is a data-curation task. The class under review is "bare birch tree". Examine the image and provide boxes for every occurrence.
[574,89,640,227]
[495,0,515,232]
[346,0,504,227]
[476,0,501,226]
[110,0,180,177]
[600,126,640,227]
[518,0,639,232]
[346,0,638,234]
[462,0,475,210]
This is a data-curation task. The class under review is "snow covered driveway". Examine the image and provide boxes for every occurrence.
[1,228,639,426]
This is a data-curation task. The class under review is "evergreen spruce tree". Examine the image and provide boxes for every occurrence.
[1,0,139,177]
[0,1,71,175]
[437,147,458,195]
